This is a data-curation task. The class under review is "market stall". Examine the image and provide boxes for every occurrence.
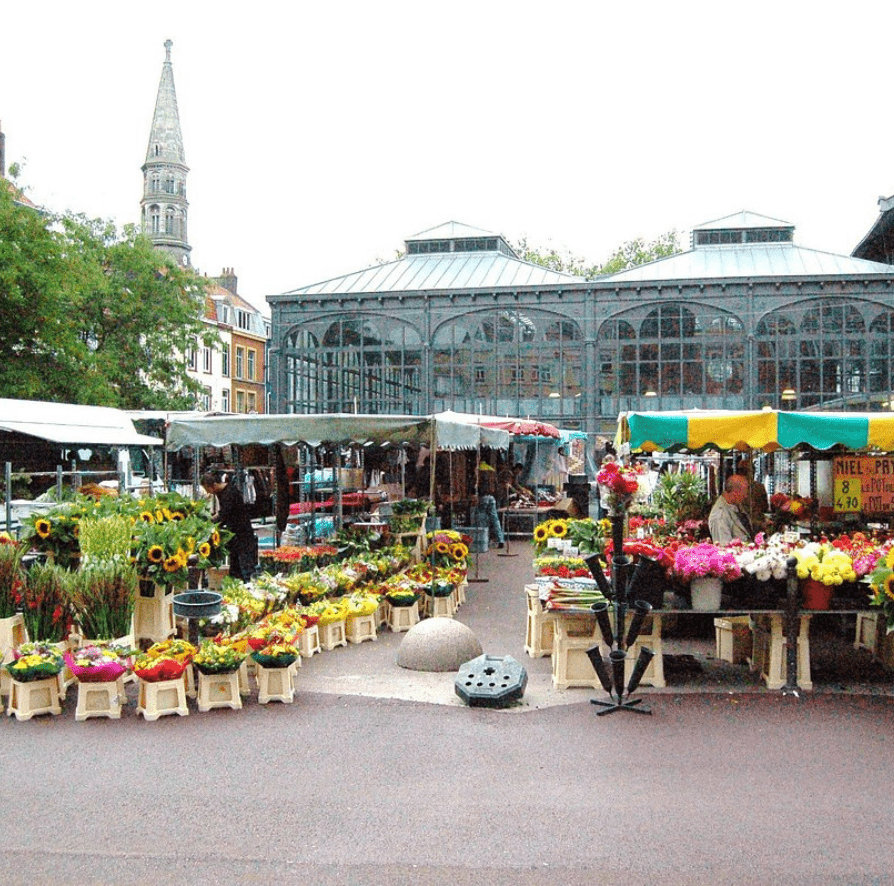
[525,409,894,694]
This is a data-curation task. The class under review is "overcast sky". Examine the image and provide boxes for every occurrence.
[3,2,892,314]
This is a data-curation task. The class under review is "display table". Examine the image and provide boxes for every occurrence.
[545,605,864,691]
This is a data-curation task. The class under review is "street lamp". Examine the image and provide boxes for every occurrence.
[781,387,796,410]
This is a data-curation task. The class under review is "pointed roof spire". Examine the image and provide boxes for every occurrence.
[145,39,185,166]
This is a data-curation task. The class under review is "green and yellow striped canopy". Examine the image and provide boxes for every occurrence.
[620,410,894,453]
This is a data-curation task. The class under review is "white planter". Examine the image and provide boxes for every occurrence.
[691,576,723,611]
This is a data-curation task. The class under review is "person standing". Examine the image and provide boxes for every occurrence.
[472,461,505,549]
[708,474,753,545]
[200,471,258,581]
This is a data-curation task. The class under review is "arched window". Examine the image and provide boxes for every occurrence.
[165,208,176,235]
[597,303,745,411]
[757,299,871,409]
[282,316,422,414]
[433,309,582,420]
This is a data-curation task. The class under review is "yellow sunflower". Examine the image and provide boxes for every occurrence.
[162,555,182,573]
[139,511,155,524]
[211,529,221,546]
[550,520,568,538]
[35,518,52,539]
[435,541,450,555]
[533,524,550,543]
[886,548,894,570]
[198,542,211,558]
[451,543,469,561]
[162,508,175,522]
[170,511,185,521]
[884,573,894,602]
[147,545,165,564]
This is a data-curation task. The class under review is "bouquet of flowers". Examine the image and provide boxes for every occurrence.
[192,637,246,675]
[133,639,196,682]
[734,536,795,582]
[794,543,856,587]
[251,640,298,669]
[533,556,591,579]
[0,534,25,618]
[595,461,642,514]
[64,643,133,683]
[424,531,470,567]
[260,544,338,574]
[344,590,381,616]
[673,543,742,583]
[869,543,894,630]
[532,518,570,554]
[7,642,65,683]
[19,561,72,644]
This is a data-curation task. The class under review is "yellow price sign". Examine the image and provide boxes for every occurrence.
[834,477,862,513]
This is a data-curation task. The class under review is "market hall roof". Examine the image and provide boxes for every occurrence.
[271,221,582,298]
[600,210,894,283]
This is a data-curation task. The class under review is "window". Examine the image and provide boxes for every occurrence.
[247,349,256,382]
[236,390,246,412]
[187,348,197,371]
[221,388,230,412]
[221,348,230,377]
[247,392,257,412]
[236,310,252,331]
[202,347,212,373]
[200,386,211,410]
[150,206,160,234]
[235,347,244,379]
[165,208,175,235]
[474,365,485,382]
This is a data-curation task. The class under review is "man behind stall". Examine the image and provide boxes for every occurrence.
[708,474,753,545]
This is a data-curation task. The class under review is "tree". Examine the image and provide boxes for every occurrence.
[514,230,681,279]
[0,181,216,409]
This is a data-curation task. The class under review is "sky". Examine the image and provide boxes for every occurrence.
[3,2,893,316]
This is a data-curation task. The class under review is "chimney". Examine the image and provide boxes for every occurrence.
[217,267,238,294]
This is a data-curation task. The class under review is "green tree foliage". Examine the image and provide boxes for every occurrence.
[515,230,681,279]
[0,181,216,408]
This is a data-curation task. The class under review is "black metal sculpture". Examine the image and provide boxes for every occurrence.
[586,513,655,715]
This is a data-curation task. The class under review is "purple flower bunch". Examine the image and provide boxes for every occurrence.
[673,543,742,583]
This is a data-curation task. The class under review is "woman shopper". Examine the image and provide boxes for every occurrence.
[200,471,258,581]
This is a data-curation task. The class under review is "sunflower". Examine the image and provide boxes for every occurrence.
[35,518,52,539]
[450,543,468,561]
[147,545,165,564]
[550,520,568,538]
[435,541,450,555]
[886,548,894,570]
[211,529,221,546]
[198,542,211,558]
[139,511,155,524]
[162,508,175,522]
[533,524,550,543]
[884,573,894,602]
[163,555,182,573]
[185,536,196,554]
[170,511,185,521]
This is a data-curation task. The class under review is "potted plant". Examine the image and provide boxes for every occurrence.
[66,561,139,642]
[652,471,710,524]
[794,543,856,609]
[19,561,71,644]
[0,535,26,652]
[673,542,742,610]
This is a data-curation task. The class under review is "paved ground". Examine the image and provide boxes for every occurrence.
[4,541,894,885]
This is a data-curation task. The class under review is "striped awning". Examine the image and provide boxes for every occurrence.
[620,410,894,453]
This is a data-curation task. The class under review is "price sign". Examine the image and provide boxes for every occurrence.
[833,476,862,513]
[833,457,894,514]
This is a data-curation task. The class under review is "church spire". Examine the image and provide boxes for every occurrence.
[141,39,191,266]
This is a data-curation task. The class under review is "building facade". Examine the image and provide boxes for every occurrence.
[268,215,894,436]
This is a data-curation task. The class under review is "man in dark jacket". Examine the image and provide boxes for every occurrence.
[201,472,258,581]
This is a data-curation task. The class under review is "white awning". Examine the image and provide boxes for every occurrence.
[0,398,162,447]
[164,412,511,452]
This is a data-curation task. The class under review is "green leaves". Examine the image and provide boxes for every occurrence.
[0,182,213,408]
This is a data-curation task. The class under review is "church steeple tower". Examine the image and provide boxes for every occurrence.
[141,39,191,266]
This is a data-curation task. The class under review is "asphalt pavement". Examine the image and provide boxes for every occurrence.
[4,541,894,885]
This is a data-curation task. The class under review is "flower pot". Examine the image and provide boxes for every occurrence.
[801,578,833,610]
[690,576,723,611]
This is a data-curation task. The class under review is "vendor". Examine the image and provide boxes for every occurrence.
[736,458,769,532]
[708,475,753,545]
[472,461,505,549]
